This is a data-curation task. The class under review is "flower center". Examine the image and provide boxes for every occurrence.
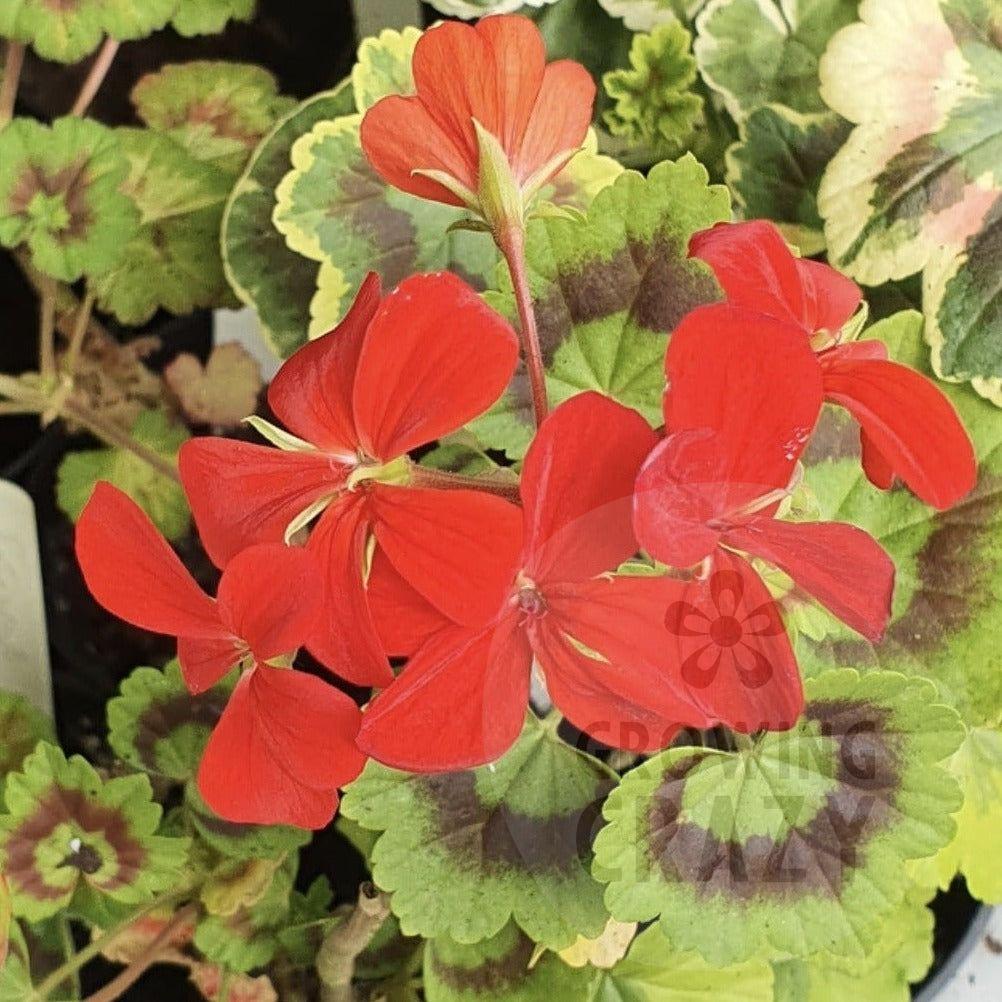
[709,615,743,648]
[347,454,411,490]
[514,573,546,618]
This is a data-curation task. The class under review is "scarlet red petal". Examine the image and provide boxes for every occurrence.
[521,392,658,584]
[266,273,382,451]
[357,615,531,772]
[197,666,364,829]
[795,257,863,336]
[725,518,894,642]
[658,550,804,732]
[820,347,977,510]
[216,544,322,661]
[352,273,519,460]
[306,495,394,688]
[177,636,243,695]
[360,94,475,205]
[75,482,223,639]
[516,60,595,183]
[179,437,347,568]
[367,548,453,657]
[371,485,522,627]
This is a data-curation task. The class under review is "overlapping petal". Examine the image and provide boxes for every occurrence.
[366,549,451,657]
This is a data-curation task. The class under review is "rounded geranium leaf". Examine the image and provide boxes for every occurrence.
[164,344,263,430]
[423,0,561,18]
[351,27,421,114]
[57,408,190,541]
[0,0,103,62]
[793,311,1002,729]
[424,923,595,1002]
[99,0,175,40]
[221,82,356,359]
[0,117,138,282]
[132,62,295,176]
[341,715,616,950]
[471,155,728,458]
[107,661,233,782]
[594,670,962,965]
[603,22,703,150]
[88,129,235,326]
[0,692,55,804]
[273,876,336,968]
[591,925,774,1001]
[726,105,851,256]
[0,744,189,923]
[171,0,255,38]
[183,783,310,861]
[598,0,703,31]
[694,0,859,123]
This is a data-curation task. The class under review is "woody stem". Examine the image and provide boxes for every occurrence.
[64,289,96,377]
[38,275,58,381]
[407,461,521,502]
[0,41,26,127]
[316,883,391,1001]
[498,224,548,429]
[71,37,120,117]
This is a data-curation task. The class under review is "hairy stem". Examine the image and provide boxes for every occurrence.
[81,904,199,1002]
[63,289,97,377]
[61,397,181,483]
[408,461,521,502]
[498,224,548,429]
[0,41,26,127]
[32,890,191,1001]
[316,883,391,1002]
[71,37,120,117]
[38,275,58,382]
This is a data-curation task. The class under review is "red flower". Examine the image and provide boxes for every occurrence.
[360,15,595,226]
[75,483,365,829]
[633,305,896,730]
[179,272,521,689]
[358,392,715,772]
[690,220,976,509]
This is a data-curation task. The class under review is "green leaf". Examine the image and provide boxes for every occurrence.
[355,913,422,982]
[89,129,235,325]
[590,926,774,1001]
[694,0,859,122]
[132,62,295,177]
[424,923,596,1002]
[183,783,311,861]
[106,660,233,783]
[910,726,1002,903]
[0,744,189,923]
[793,310,1002,730]
[725,104,851,255]
[221,81,356,359]
[598,0,705,31]
[472,156,728,458]
[97,0,175,42]
[171,0,255,37]
[194,854,295,972]
[774,886,935,1001]
[56,408,190,541]
[593,670,963,965]
[341,715,617,950]
[352,27,421,113]
[0,692,55,806]
[0,117,138,282]
[603,23,704,150]
[164,343,263,429]
[0,0,103,62]
[0,922,33,1002]
[818,0,1002,286]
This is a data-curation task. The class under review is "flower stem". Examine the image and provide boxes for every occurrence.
[32,890,192,1001]
[61,397,182,483]
[498,224,548,429]
[407,461,521,502]
[38,275,58,382]
[64,289,97,377]
[81,904,199,1002]
[0,41,26,127]
[316,883,390,1001]
[70,37,120,117]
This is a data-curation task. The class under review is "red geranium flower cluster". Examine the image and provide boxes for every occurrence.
[74,15,977,830]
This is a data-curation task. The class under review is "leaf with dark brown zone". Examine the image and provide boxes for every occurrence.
[0,744,189,923]
[341,715,617,950]
[594,670,962,965]
[0,692,54,805]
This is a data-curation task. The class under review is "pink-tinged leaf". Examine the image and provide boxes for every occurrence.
[216,544,322,661]
[306,494,393,688]
[76,482,224,639]
[358,614,532,772]
[352,273,519,461]
[267,273,382,452]
[164,343,263,430]
[659,550,804,732]
[198,666,364,829]
[179,437,348,568]
[371,485,522,627]
[820,345,977,510]
[725,518,894,642]
[367,549,453,657]
[520,392,658,585]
